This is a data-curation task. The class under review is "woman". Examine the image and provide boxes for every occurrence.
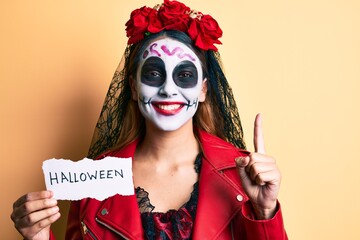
[11,1,287,239]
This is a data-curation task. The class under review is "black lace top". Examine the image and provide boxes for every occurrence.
[135,154,202,240]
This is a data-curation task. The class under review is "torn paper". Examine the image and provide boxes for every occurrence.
[42,157,134,201]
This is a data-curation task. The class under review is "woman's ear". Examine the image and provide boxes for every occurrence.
[199,78,208,102]
[129,76,138,101]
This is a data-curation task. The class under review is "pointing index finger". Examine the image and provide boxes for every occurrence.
[254,113,266,154]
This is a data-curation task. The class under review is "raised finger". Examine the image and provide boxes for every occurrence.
[254,113,266,154]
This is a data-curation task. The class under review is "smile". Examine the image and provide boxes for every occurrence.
[152,102,185,115]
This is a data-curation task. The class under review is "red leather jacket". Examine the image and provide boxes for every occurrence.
[51,130,287,240]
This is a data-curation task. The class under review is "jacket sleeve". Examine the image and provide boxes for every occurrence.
[49,230,56,240]
[233,200,288,240]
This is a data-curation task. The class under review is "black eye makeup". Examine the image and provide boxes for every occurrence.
[172,61,198,88]
[141,57,166,87]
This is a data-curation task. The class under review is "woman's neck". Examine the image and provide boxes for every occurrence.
[135,120,200,165]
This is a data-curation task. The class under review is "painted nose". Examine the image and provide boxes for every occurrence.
[158,79,178,98]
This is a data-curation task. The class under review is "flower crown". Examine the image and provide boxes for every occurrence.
[125,0,223,51]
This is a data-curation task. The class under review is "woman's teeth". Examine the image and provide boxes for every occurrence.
[157,104,181,110]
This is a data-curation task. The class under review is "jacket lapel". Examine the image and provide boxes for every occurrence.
[96,194,144,239]
[94,139,144,239]
[192,131,249,239]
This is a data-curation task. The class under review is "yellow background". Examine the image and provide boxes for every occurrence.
[1,0,359,239]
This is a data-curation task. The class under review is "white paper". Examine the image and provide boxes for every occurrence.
[42,157,134,201]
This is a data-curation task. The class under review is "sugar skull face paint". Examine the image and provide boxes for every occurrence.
[134,38,206,131]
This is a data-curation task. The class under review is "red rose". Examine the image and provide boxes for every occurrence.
[125,6,163,44]
[147,9,163,33]
[188,14,223,51]
[158,0,190,32]
[125,1,223,51]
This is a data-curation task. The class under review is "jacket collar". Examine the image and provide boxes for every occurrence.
[198,129,250,170]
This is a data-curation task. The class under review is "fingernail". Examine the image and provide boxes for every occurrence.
[235,157,243,164]
[236,156,249,166]
[48,198,57,205]
[51,206,59,213]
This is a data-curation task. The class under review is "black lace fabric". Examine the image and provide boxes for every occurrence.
[136,187,155,213]
[135,154,202,240]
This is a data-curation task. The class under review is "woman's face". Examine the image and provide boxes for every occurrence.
[132,37,206,131]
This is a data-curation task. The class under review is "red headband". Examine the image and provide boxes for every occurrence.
[125,0,223,51]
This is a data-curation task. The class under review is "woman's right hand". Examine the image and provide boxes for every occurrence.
[11,190,61,240]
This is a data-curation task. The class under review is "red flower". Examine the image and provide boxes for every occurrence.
[125,1,223,51]
[125,6,163,44]
[158,0,190,32]
[188,14,223,51]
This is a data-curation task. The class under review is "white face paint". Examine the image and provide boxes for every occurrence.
[135,38,205,131]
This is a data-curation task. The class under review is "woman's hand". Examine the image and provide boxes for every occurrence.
[236,114,282,220]
[11,190,60,240]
